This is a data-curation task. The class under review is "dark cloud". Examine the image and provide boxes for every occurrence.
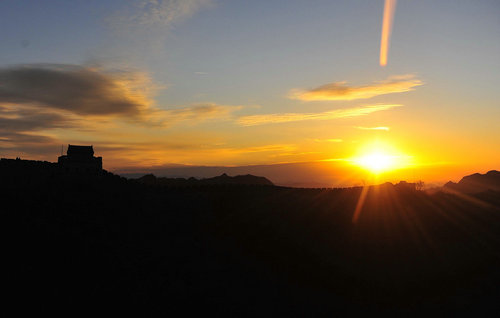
[0,132,55,144]
[0,101,76,159]
[0,131,61,158]
[0,106,74,132]
[0,64,147,116]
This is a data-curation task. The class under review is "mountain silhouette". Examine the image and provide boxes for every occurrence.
[444,170,500,194]
[134,173,274,186]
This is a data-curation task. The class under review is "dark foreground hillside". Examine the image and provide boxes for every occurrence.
[3,173,500,316]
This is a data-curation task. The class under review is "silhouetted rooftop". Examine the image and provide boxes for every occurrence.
[67,144,94,157]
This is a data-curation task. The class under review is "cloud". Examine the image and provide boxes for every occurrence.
[0,64,241,124]
[0,104,77,132]
[355,126,390,131]
[0,64,154,117]
[134,0,212,27]
[0,64,141,158]
[0,131,57,145]
[109,0,212,38]
[103,1,214,69]
[289,75,422,101]
[314,139,343,143]
[229,144,296,154]
[158,103,242,125]
[0,103,79,157]
[0,64,151,117]
[0,63,243,160]
[237,104,402,126]
[0,129,62,158]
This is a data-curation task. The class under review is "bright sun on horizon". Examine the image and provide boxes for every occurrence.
[351,142,413,174]
[353,151,396,173]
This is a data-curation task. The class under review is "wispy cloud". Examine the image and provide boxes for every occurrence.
[237,104,402,126]
[231,144,297,154]
[157,103,242,126]
[104,0,213,64]
[313,138,343,143]
[289,75,422,101]
[355,126,390,131]
[109,0,212,42]
[133,0,212,27]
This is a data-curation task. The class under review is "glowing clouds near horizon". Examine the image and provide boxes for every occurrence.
[289,75,421,102]
[380,0,397,66]
[237,104,402,126]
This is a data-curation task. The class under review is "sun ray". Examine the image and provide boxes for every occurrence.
[352,185,369,223]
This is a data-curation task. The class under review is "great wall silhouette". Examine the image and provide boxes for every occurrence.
[2,144,500,315]
[1,144,103,176]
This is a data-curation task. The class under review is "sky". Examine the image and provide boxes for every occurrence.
[1,0,499,187]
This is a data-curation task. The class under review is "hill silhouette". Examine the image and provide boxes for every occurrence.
[444,170,500,193]
[2,164,500,315]
[135,172,274,186]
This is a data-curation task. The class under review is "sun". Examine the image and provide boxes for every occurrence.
[353,151,395,173]
[351,141,412,174]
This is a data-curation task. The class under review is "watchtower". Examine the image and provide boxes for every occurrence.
[58,144,102,174]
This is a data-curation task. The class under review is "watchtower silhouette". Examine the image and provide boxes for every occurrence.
[58,144,102,174]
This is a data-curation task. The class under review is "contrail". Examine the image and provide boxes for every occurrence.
[380,0,397,66]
